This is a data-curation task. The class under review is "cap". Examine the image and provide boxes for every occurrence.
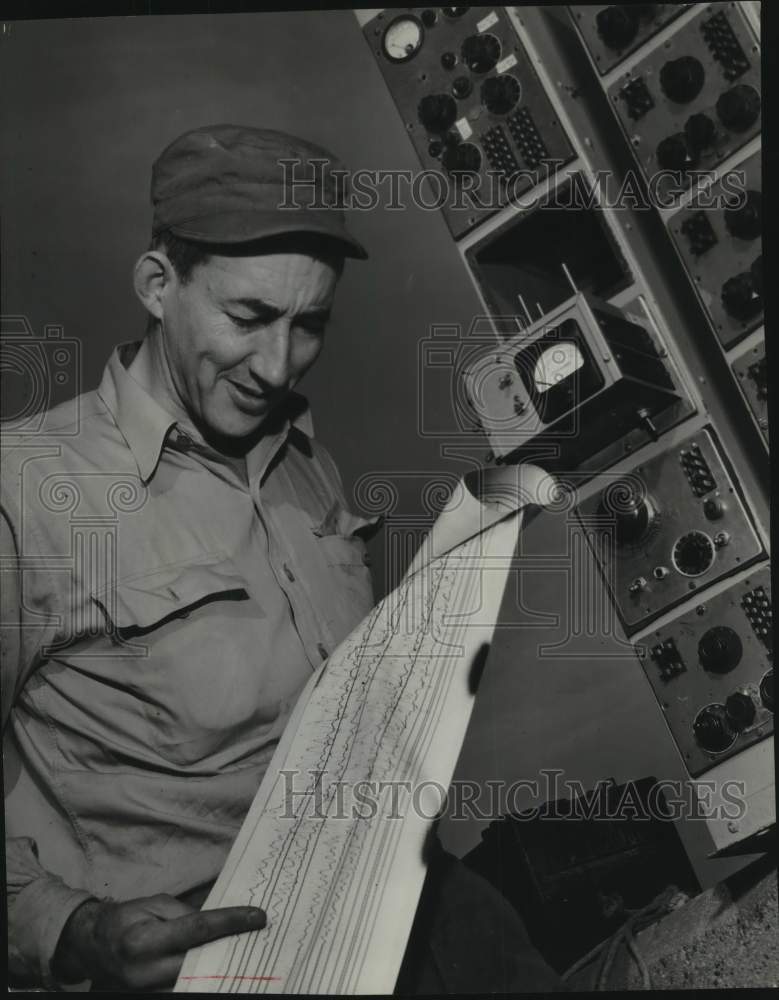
[150,124,368,260]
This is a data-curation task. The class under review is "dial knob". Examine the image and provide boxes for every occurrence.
[725,691,756,731]
[716,85,761,133]
[703,497,725,520]
[595,6,640,50]
[698,626,743,674]
[656,133,699,172]
[441,51,457,70]
[693,704,736,754]
[452,75,473,99]
[442,141,482,175]
[672,531,714,576]
[684,112,716,151]
[721,271,762,321]
[481,75,521,114]
[600,483,653,546]
[724,190,762,241]
[417,93,458,133]
[461,33,501,73]
[660,56,705,104]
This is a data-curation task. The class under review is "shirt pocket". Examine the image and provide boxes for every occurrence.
[311,501,381,624]
[89,556,293,768]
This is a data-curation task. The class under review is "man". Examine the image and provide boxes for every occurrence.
[2,125,560,992]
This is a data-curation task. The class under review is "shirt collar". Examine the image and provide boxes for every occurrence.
[97,340,314,484]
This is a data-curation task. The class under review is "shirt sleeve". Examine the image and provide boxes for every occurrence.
[1,505,94,988]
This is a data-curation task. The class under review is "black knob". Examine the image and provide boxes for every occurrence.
[442,6,469,17]
[428,139,443,158]
[481,75,521,114]
[751,256,762,297]
[461,33,501,73]
[693,704,736,753]
[716,85,761,133]
[595,6,640,50]
[721,271,762,321]
[660,56,705,104]
[600,483,653,546]
[703,497,725,520]
[760,670,773,712]
[441,51,457,70]
[725,691,756,731]
[421,9,437,27]
[656,133,699,172]
[724,190,761,241]
[684,112,716,151]
[452,75,473,99]
[672,530,714,576]
[698,626,743,674]
[418,93,458,133]
[442,141,482,175]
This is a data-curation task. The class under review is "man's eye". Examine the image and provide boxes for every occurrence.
[227,314,258,329]
[298,323,326,338]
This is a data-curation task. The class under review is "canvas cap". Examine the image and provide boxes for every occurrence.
[151,124,368,259]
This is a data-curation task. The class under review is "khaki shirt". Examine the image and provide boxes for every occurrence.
[1,339,377,986]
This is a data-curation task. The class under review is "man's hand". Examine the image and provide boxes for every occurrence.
[52,893,266,990]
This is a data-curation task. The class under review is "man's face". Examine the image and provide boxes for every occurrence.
[160,250,341,439]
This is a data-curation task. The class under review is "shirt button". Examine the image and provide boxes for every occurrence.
[317,643,329,660]
[283,563,295,582]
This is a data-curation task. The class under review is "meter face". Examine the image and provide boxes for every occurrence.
[382,17,424,63]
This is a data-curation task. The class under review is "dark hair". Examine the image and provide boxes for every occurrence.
[150,229,346,284]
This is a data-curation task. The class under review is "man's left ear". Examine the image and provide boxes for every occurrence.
[133,251,175,321]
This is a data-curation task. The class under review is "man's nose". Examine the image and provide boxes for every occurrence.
[247,322,292,388]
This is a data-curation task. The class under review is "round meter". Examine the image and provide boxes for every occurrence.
[382,16,424,63]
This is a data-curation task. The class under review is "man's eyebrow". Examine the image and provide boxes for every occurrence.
[226,298,331,322]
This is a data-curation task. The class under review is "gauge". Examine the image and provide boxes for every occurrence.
[532,342,585,393]
[382,15,424,63]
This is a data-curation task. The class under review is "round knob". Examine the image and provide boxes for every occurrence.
[421,9,437,27]
[660,56,705,104]
[442,141,482,175]
[684,112,716,151]
[693,704,736,754]
[724,190,762,241]
[481,75,521,114]
[698,626,743,674]
[442,6,469,17]
[600,482,654,546]
[760,670,773,712]
[656,133,699,172]
[703,497,726,520]
[672,530,714,576]
[721,271,762,321]
[452,75,473,99]
[716,85,761,133]
[428,139,443,158]
[441,51,457,70]
[595,6,640,50]
[725,691,756,731]
[417,93,458,133]
[461,33,501,73]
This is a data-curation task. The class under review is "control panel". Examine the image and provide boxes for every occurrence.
[606,4,760,192]
[569,4,686,75]
[667,149,761,347]
[578,427,764,632]
[639,567,773,777]
[731,336,768,442]
[363,6,575,237]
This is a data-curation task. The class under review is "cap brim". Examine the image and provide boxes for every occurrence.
[161,209,368,260]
